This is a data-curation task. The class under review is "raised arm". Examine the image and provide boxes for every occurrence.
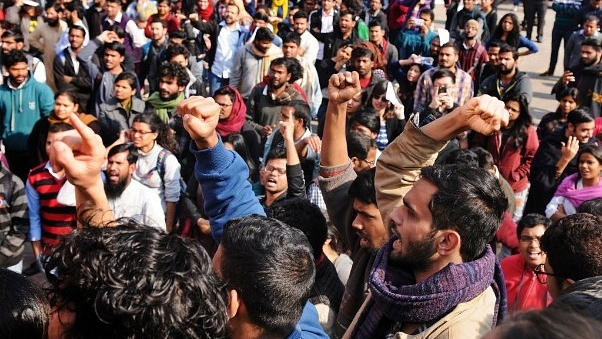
[178,96,265,243]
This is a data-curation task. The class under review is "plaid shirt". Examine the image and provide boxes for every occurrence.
[456,40,489,83]
[413,67,474,114]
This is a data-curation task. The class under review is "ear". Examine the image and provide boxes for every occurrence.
[178,85,186,92]
[435,230,460,256]
[350,156,360,167]
[561,278,576,291]
[128,163,136,175]
[227,288,241,319]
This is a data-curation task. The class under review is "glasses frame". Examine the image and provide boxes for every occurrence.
[533,263,556,285]
[261,165,287,176]
[130,128,154,136]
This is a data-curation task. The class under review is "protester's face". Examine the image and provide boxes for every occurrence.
[388,179,438,272]
[579,152,602,181]
[463,0,474,11]
[45,7,61,26]
[268,64,291,89]
[569,121,595,143]
[105,151,134,187]
[371,92,389,113]
[53,94,79,120]
[68,29,85,50]
[303,0,316,13]
[350,121,377,139]
[583,20,599,37]
[336,46,353,62]
[287,9,298,24]
[559,95,578,115]
[150,22,167,41]
[429,37,440,58]
[420,12,432,28]
[354,55,374,77]
[581,45,600,66]
[518,224,547,270]
[346,91,362,115]
[407,64,421,82]
[293,17,308,34]
[8,61,28,86]
[224,5,239,24]
[438,47,458,69]
[253,19,267,28]
[253,39,272,54]
[497,51,517,75]
[351,198,387,252]
[369,25,385,45]
[481,0,493,9]
[488,46,500,66]
[157,1,170,15]
[214,93,234,120]
[1,37,23,54]
[170,54,188,68]
[197,0,209,10]
[505,99,520,122]
[114,79,136,101]
[159,76,184,100]
[260,158,288,194]
[464,21,478,39]
[322,0,334,11]
[339,14,355,34]
[105,1,121,18]
[131,122,158,149]
[501,16,514,32]
[369,0,382,12]
[282,42,299,58]
[104,49,124,70]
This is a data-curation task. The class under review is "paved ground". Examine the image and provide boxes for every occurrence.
[434,0,563,122]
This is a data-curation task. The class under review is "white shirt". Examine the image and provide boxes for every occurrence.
[212,22,244,78]
[108,179,167,231]
[300,30,319,64]
[313,9,335,60]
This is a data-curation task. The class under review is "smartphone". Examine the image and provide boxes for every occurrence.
[438,86,447,94]
[414,18,424,26]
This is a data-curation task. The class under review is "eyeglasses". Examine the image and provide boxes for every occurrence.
[261,165,286,175]
[363,158,376,167]
[216,102,233,108]
[533,263,556,284]
[130,128,154,136]
[519,235,541,244]
[374,95,389,103]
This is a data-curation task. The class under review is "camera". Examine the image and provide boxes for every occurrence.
[438,86,447,94]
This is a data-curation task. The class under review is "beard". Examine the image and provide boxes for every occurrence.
[160,90,181,101]
[104,176,128,199]
[46,17,60,27]
[497,66,514,75]
[389,235,437,273]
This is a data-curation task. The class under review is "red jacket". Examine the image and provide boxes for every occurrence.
[500,254,552,314]
[471,125,539,192]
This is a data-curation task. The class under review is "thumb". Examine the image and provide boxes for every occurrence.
[51,141,73,174]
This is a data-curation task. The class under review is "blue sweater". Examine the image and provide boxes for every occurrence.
[190,135,265,243]
[0,76,54,152]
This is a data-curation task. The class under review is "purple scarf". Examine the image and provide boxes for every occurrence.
[351,237,507,338]
[554,173,602,210]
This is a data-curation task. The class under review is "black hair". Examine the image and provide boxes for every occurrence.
[471,147,496,172]
[69,25,87,38]
[432,68,456,83]
[114,72,139,91]
[0,30,24,43]
[3,50,27,68]
[54,90,80,108]
[132,113,180,155]
[282,31,301,46]
[107,143,139,164]
[420,165,508,261]
[0,269,50,339]
[504,94,532,149]
[349,108,380,136]
[270,57,303,83]
[492,13,520,48]
[166,43,190,60]
[445,149,479,167]
[104,41,126,56]
[158,61,190,87]
[567,107,595,126]
[284,100,311,128]
[347,131,375,161]
[253,11,269,21]
[348,167,377,205]
[213,86,236,104]
[265,145,287,163]
[577,197,602,216]
[516,213,551,240]
[293,10,308,20]
[267,197,328,260]
[351,46,374,61]
[48,122,75,134]
[220,215,314,337]
[223,133,259,182]
[46,222,229,339]
[169,30,187,41]
[582,37,602,52]
[255,26,275,42]
[498,42,519,60]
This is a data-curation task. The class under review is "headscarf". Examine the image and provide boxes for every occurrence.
[198,0,214,22]
[215,86,246,137]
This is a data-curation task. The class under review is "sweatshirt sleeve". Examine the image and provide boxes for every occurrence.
[191,135,265,243]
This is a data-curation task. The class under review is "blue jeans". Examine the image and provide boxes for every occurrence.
[208,72,229,96]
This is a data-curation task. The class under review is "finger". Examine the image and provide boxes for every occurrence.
[50,140,74,174]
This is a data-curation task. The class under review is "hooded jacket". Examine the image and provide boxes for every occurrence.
[0,74,54,152]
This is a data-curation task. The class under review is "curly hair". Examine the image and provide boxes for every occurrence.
[45,220,229,339]
[132,113,180,155]
[158,61,190,87]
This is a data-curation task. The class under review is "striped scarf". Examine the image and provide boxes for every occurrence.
[351,238,507,338]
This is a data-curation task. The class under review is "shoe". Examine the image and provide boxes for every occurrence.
[539,70,553,77]
[22,261,41,276]
[537,37,543,43]
[513,5,518,11]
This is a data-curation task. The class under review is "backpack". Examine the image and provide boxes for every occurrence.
[155,149,189,235]
[0,170,28,267]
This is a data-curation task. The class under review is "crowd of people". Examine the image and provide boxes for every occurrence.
[0,0,602,337]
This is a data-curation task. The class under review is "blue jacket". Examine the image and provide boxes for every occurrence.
[190,135,265,243]
[0,76,54,152]
[287,302,330,339]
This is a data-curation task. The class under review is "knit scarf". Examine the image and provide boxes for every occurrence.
[554,173,602,209]
[251,43,279,85]
[198,0,214,22]
[270,0,288,20]
[216,86,247,137]
[146,92,184,123]
[270,83,300,105]
[351,237,507,338]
